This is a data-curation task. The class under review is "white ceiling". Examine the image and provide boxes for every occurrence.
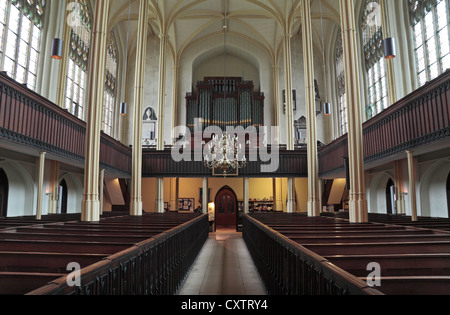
[107,0,341,67]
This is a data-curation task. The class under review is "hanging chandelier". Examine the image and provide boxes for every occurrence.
[204,133,247,176]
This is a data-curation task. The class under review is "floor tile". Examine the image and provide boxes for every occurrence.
[178,228,266,295]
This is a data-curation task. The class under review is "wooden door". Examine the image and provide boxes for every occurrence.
[215,187,237,228]
[0,169,8,218]
[59,179,68,214]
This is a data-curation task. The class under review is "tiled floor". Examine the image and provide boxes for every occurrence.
[177,228,267,295]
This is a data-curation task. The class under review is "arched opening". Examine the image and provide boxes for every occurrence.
[447,172,450,218]
[386,178,395,215]
[59,179,68,214]
[214,186,238,230]
[0,168,8,218]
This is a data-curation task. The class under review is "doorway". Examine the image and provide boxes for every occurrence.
[0,169,8,218]
[386,178,395,215]
[59,179,68,214]
[215,186,238,230]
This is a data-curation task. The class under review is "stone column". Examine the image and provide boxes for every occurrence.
[155,178,164,213]
[301,0,320,217]
[36,152,46,220]
[273,178,283,212]
[48,161,59,214]
[287,177,295,213]
[406,150,418,221]
[380,0,397,105]
[130,0,149,216]
[99,169,105,215]
[203,177,208,214]
[56,0,70,107]
[169,177,178,212]
[283,34,295,151]
[171,64,180,142]
[81,0,110,222]
[244,178,249,214]
[272,65,281,129]
[157,34,169,151]
[339,0,368,223]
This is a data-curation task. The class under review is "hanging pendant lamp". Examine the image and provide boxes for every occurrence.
[383,1,396,59]
[120,101,127,116]
[384,37,396,59]
[319,0,331,116]
[51,38,63,59]
[120,0,131,116]
[323,102,331,116]
[51,2,65,59]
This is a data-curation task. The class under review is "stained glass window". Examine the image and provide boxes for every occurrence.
[335,28,348,135]
[0,0,45,91]
[409,0,450,86]
[362,0,389,118]
[65,0,91,121]
[103,32,118,136]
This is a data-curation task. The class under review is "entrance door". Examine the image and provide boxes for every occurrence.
[215,187,237,229]
[0,169,8,218]
[59,179,68,214]
[386,178,395,215]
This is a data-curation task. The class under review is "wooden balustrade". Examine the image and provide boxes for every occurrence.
[0,72,131,175]
[142,146,307,178]
[242,214,383,295]
[319,70,450,177]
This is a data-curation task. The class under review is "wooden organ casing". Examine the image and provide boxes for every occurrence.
[186,77,265,132]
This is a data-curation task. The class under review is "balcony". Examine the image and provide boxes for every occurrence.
[0,72,131,177]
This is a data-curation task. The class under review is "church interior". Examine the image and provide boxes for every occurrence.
[0,0,449,296]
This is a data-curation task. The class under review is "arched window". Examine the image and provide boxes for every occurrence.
[65,0,91,121]
[335,28,347,135]
[362,0,388,119]
[103,32,118,136]
[409,0,450,87]
[0,0,46,91]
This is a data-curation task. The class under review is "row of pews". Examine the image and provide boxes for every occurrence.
[0,212,209,295]
[244,212,450,295]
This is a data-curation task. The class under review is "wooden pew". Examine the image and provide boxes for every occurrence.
[367,276,450,295]
[248,212,450,295]
[0,212,204,295]
[326,253,450,277]
[0,272,66,295]
[0,251,108,273]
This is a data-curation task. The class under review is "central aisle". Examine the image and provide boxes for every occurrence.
[177,228,267,295]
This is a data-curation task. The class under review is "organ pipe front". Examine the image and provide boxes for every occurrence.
[186,77,265,133]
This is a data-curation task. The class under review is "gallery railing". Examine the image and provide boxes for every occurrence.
[27,214,209,295]
[0,72,131,176]
[142,146,308,178]
[242,214,383,295]
[319,69,450,177]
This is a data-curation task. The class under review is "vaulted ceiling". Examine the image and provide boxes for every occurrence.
[107,0,342,66]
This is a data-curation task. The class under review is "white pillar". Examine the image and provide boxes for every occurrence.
[301,0,320,217]
[203,177,208,214]
[99,169,105,215]
[339,0,368,223]
[155,178,164,213]
[283,34,295,151]
[244,178,249,214]
[36,152,46,220]
[130,0,149,216]
[406,150,418,221]
[81,0,110,222]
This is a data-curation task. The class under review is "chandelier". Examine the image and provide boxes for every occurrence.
[203,133,247,176]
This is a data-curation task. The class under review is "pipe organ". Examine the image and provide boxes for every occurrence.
[186,77,265,132]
